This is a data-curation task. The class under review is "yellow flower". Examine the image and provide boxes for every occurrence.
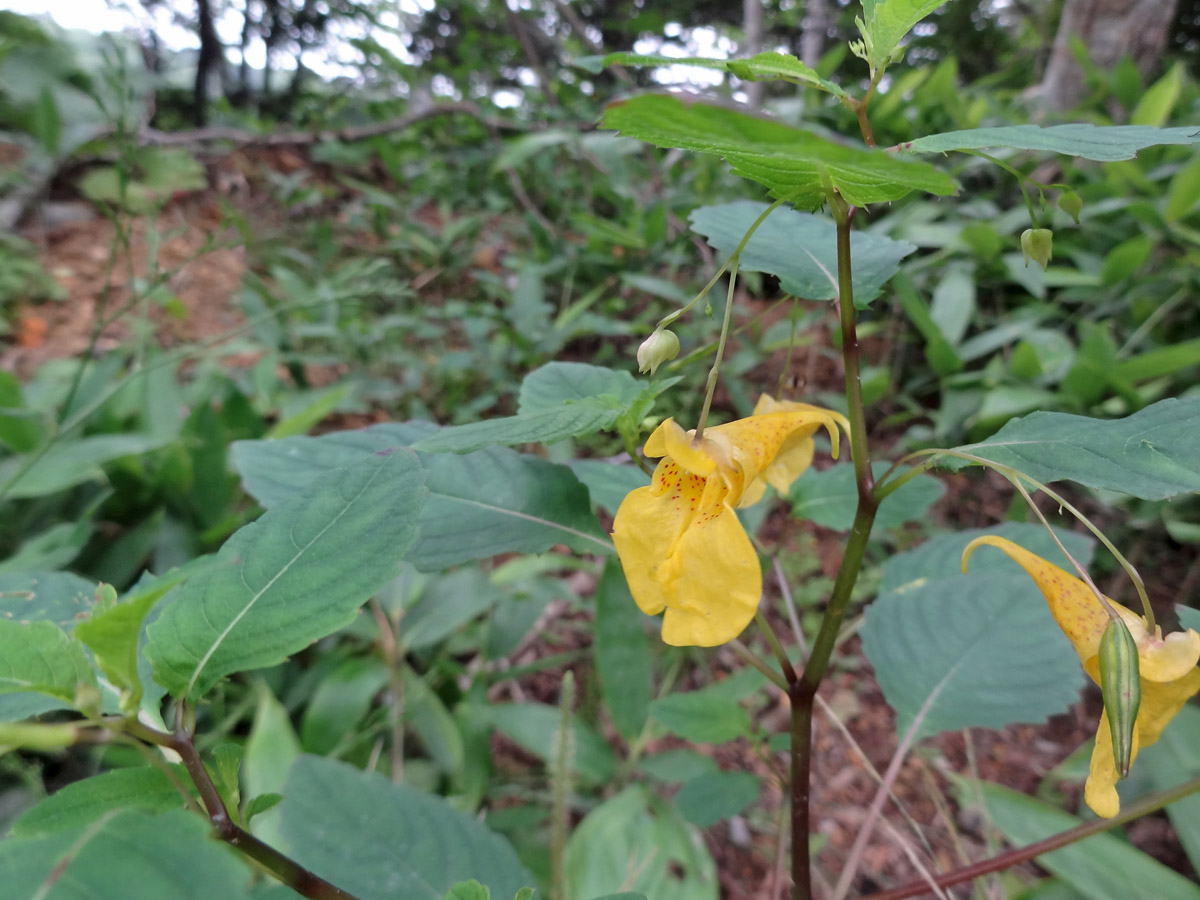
[612,395,849,647]
[962,535,1200,818]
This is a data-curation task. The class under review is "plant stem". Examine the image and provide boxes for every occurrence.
[694,254,739,440]
[789,208,880,900]
[865,774,1200,900]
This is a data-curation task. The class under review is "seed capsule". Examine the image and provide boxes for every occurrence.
[1098,616,1141,778]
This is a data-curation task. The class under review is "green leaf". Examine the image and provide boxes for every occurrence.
[11,766,188,836]
[300,656,391,755]
[565,787,717,900]
[1165,157,1200,222]
[475,702,617,785]
[1139,704,1200,870]
[673,771,761,827]
[230,423,612,570]
[593,559,651,741]
[518,362,642,411]
[1131,62,1183,127]
[565,460,648,514]
[243,686,301,846]
[1115,338,1200,384]
[854,0,952,73]
[862,573,1086,740]
[790,462,945,533]
[1100,235,1153,285]
[974,781,1200,900]
[880,523,1094,594]
[602,94,955,209]
[402,568,505,650]
[589,50,846,97]
[280,756,535,900]
[442,882,490,900]
[146,449,427,700]
[947,396,1200,500]
[0,434,172,499]
[689,201,916,307]
[650,667,765,743]
[0,620,96,713]
[905,124,1200,161]
[0,809,254,900]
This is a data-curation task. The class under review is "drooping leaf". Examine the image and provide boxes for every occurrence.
[974,781,1200,900]
[565,787,717,900]
[689,201,916,306]
[146,449,427,700]
[0,809,254,900]
[593,559,651,741]
[11,767,188,837]
[945,396,1200,500]
[279,756,535,900]
[230,423,612,571]
[862,572,1085,741]
[853,0,952,74]
[602,94,955,209]
[905,123,1200,162]
[0,620,96,714]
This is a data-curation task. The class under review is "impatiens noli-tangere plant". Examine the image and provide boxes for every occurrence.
[4,2,1200,900]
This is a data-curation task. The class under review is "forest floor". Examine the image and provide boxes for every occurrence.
[7,147,1196,900]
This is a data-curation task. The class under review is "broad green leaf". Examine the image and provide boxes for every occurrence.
[689,201,916,306]
[790,462,945,533]
[593,559,651,741]
[905,124,1200,161]
[0,809,254,900]
[518,362,642,412]
[565,787,717,900]
[880,523,1094,594]
[146,449,427,700]
[11,767,187,837]
[1115,337,1200,383]
[638,748,719,784]
[280,756,535,900]
[853,0,952,74]
[947,396,1200,500]
[975,781,1200,900]
[243,686,301,848]
[1131,63,1183,127]
[1100,235,1152,285]
[412,406,618,454]
[673,771,761,827]
[1166,157,1200,222]
[649,667,765,743]
[1139,704,1200,870]
[0,620,96,713]
[862,573,1085,740]
[403,666,465,775]
[565,460,648,513]
[0,434,172,499]
[229,423,612,570]
[300,656,391,755]
[585,50,846,97]
[474,702,617,785]
[602,94,955,209]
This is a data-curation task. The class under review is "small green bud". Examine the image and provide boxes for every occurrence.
[1021,228,1053,271]
[1098,616,1141,778]
[1058,190,1083,224]
[636,329,680,376]
[74,681,103,719]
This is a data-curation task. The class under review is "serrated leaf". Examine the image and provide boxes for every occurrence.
[905,123,1200,161]
[603,94,955,209]
[230,423,612,571]
[862,573,1085,740]
[11,767,189,837]
[0,620,96,713]
[280,756,535,900]
[565,787,716,900]
[790,462,945,533]
[146,449,427,700]
[974,781,1200,900]
[689,201,915,306]
[946,396,1200,500]
[594,559,651,741]
[855,0,952,73]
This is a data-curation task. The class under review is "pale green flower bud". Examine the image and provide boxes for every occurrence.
[1058,190,1083,224]
[637,329,680,375]
[1021,228,1053,271]
[1098,616,1141,778]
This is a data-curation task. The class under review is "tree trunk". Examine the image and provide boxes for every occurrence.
[743,0,765,109]
[1040,0,1178,111]
[193,0,222,126]
[801,0,829,69]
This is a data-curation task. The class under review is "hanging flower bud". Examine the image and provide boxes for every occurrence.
[636,329,680,375]
[1098,616,1141,778]
[1058,190,1083,224]
[1021,228,1053,271]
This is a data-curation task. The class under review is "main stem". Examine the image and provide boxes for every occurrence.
[790,208,879,899]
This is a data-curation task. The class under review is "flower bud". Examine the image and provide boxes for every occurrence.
[1058,190,1083,224]
[1021,228,1053,271]
[637,329,680,375]
[1098,616,1141,778]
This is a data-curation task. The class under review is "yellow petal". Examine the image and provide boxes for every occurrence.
[657,498,762,646]
[1135,667,1200,748]
[961,536,1117,665]
[1136,627,1200,683]
[712,410,842,502]
[1085,708,1140,818]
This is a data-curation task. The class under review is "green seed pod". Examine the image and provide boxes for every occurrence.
[1098,616,1141,778]
[1021,228,1053,271]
